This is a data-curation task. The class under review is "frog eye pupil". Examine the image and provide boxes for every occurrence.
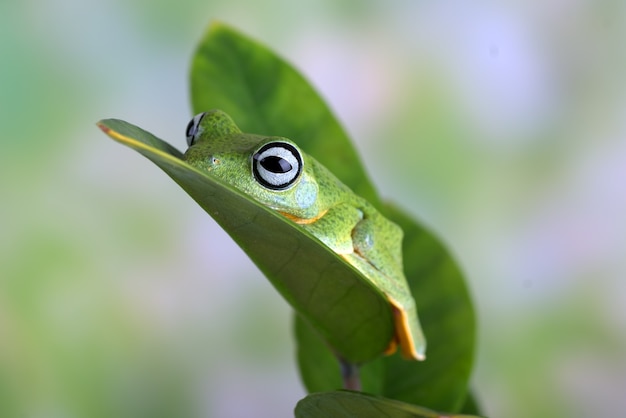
[186,112,206,146]
[253,142,302,190]
[261,155,293,173]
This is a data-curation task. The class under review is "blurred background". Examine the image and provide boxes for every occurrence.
[2,0,625,417]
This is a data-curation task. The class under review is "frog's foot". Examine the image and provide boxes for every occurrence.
[383,337,397,356]
[388,298,426,361]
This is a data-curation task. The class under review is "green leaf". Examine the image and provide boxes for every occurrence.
[188,22,476,412]
[458,391,482,415]
[190,22,380,206]
[295,391,484,418]
[97,119,393,364]
[296,204,476,412]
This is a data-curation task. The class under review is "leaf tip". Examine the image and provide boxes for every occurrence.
[96,120,111,134]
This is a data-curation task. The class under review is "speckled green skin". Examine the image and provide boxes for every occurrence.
[183,110,425,360]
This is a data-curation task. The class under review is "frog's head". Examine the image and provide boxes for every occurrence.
[183,110,319,217]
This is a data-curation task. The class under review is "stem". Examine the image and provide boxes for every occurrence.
[339,358,361,391]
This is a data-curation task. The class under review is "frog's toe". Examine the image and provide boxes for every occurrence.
[383,337,398,356]
[388,298,426,361]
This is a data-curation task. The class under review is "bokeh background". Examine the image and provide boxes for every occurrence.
[2,0,625,417]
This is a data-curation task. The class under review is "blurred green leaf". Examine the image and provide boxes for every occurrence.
[295,391,483,418]
[97,119,393,363]
[458,392,482,415]
[190,22,380,206]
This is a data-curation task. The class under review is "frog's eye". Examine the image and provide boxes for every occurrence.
[252,142,303,190]
[186,112,206,146]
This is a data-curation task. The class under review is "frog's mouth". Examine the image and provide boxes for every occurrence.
[278,209,327,225]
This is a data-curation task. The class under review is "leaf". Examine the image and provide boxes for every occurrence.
[294,391,484,418]
[190,22,380,206]
[296,204,476,412]
[458,392,482,415]
[188,22,477,412]
[97,119,393,363]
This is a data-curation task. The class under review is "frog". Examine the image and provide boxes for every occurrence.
[183,109,426,361]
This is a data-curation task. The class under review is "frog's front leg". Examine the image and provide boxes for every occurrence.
[301,204,426,361]
[344,220,426,361]
[298,203,363,256]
